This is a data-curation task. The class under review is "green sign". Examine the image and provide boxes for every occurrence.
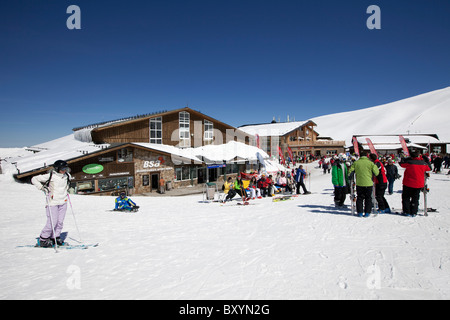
[82,164,104,174]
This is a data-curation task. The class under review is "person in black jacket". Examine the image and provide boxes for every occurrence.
[433,154,443,173]
[385,158,399,195]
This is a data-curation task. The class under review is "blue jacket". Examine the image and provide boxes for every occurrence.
[295,169,306,183]
[115,197,137,210]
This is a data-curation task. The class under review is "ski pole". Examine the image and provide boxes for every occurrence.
[44,193,59,253]
[67,194,82,242]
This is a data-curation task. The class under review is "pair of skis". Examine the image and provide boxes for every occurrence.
[17,240,99,250]
[423,172,430,216]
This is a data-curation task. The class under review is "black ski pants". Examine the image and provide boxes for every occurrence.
[334,186,346,206]
[402,185,421,215]
[356,186,373,214]
[375,182,389,211]
[296,181,308,194]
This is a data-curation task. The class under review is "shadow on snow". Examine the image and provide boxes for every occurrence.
[298,204,355,217]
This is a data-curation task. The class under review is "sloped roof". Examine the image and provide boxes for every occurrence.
[239,120,316,137]
[74,107,239,133]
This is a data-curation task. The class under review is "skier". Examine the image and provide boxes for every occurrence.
[222,177,236,203]
[114,192,138,211]
[331,157,349,207]
[275,172,292,194]
[385,158,399,195]
[322,157,331,174]
[349,154,379,217]
[248,176,262,200]
[432,154,443,173]
[234,175,247,201]
[399,150,432,216]
[257,174,269,197]
[369,154,391,213]
[266,174,275,196]
[295,165,310,195]
[31,160,71,247]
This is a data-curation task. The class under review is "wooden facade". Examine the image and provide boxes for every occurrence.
[244,121,345,160]
[86,107,250,146]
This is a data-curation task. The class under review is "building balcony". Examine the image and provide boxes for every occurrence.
[286,140,345,148]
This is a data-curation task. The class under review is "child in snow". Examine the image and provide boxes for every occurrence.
[114,192,138,211]
[31,160,71,247]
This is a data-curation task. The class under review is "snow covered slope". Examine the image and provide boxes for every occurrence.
[1,161,450,300]
[311,86,450,145]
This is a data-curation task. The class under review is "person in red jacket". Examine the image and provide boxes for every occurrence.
[399,151,432,216]
[369,154,390,213]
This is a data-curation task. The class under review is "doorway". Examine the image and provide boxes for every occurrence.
[151,173,159,192]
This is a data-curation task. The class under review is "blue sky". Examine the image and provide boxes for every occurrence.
[1,0,449,147]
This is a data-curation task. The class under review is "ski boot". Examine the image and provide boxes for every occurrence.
[37,238,54,248]
[51,237,66,246]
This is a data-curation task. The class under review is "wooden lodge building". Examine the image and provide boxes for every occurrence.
[239,120,345,161]
[14,108,259,196]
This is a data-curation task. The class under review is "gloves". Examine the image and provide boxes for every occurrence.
[41,185,49,195]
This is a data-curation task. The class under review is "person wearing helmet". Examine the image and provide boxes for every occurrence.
[31,160,71,247]
[114,192,138,212]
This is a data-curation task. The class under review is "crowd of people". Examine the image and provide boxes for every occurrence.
[221,166,311,204]
[221,149,437,217]
[328,150,433,217]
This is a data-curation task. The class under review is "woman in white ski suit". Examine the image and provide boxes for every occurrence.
[31,160,71,246]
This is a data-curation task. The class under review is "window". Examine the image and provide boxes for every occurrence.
[175,167,188,181]
[143,175,149,186]
[149,117,162,144]
[179,111,190,147]
[225,164,239,174]
[98,176,134,192]
[76,180,95,193]
[118,148,133,162]
[204,120,214,143]
[175,166,196,181]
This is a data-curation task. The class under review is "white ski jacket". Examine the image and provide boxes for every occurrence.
[31,170,71,206]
